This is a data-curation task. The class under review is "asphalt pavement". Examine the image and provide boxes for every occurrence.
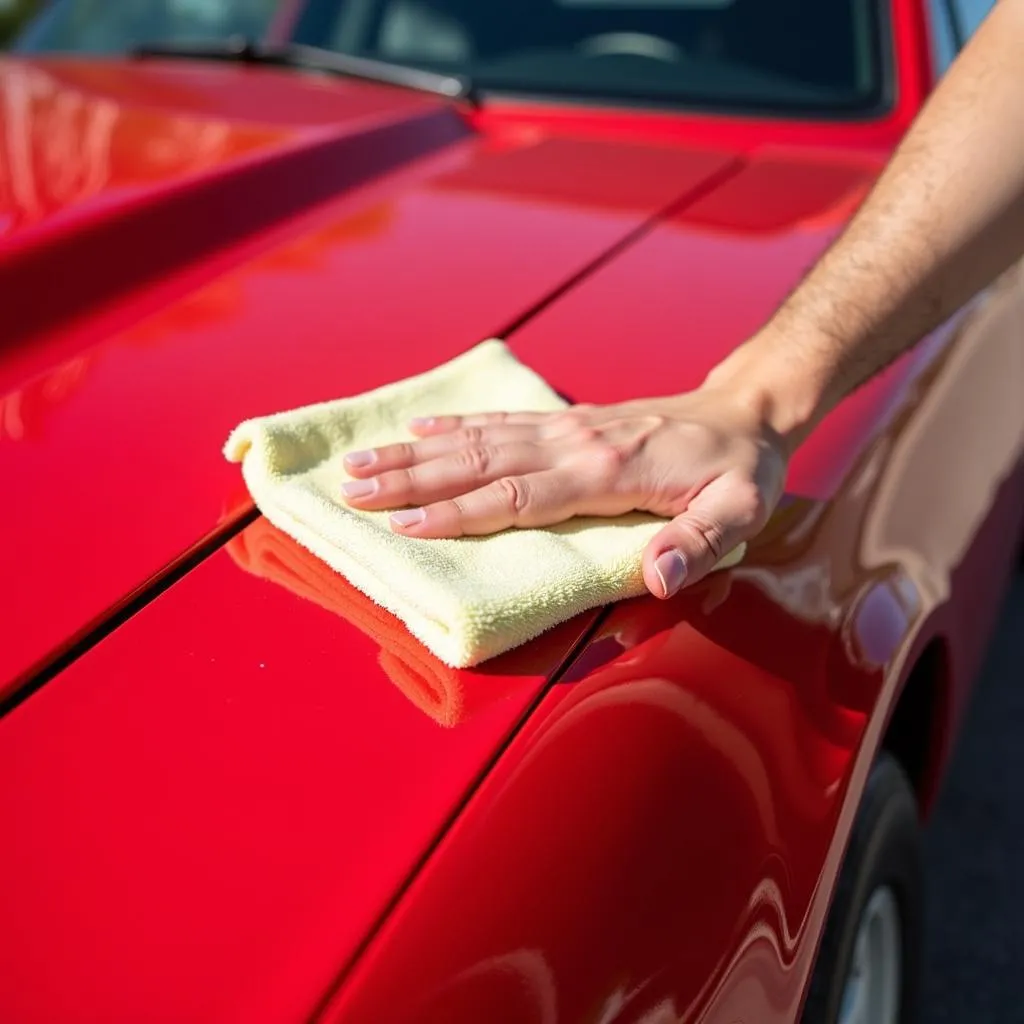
[920,569,1024,1023]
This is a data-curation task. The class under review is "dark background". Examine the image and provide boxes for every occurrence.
[921,571,1024,1023]
[0,0,37,46]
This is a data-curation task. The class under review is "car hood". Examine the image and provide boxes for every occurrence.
[0,56,887,1024]
[0,55,743,694]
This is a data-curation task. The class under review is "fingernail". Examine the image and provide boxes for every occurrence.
[410,417,435,429]
[391,508,426,528]
[342,479,377,499]
[344,449,376,469]
[654,550,687,598]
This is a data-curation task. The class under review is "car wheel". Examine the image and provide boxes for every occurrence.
[801,751,924,1024]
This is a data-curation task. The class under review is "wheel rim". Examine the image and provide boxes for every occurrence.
[838,885,902,1024]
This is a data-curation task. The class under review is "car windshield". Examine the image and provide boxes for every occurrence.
[291,0,888,116]
[13,0,888,118]
[13,0,280,54]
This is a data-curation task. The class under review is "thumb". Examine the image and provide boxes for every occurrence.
[642,473,764,598]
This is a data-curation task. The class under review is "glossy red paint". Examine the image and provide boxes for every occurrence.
[2,3,1023,1023]
[0,58,466,354]
[325,514,872,1024]
[0,534,601,1023]
[324,289,1024,1022]
[0,56,736,696]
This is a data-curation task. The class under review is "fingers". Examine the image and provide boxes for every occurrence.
[388,468,587,537]
[341,442,555,510]
[641,472,767,598]
[407,412,551,437]
[343,424,544,477]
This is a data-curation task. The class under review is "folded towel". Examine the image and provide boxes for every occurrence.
[224,339,745,668]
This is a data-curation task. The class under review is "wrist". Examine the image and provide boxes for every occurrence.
[702,327,838,455]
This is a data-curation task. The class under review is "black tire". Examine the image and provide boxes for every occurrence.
[801,751,924,1024]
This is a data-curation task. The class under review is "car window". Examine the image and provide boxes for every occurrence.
[951,0,995,38]
[927,0,959,75]
[928,0,996,78]
[294,0,889,117]
[13,0,280,54]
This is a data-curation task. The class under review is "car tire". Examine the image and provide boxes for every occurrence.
[801,751,924,1024]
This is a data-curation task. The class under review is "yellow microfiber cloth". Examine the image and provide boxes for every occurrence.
[223,339,745,668]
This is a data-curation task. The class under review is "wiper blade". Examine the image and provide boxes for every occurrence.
[131,36,475,103]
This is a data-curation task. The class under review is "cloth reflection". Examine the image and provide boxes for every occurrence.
[227,516,524,728]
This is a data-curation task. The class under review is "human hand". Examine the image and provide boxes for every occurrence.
[340,388,789,598]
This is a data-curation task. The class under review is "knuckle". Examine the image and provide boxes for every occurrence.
[456,426,487,445]
[393,442,416,464]
[679,516,725,561]
[731,480,768,529]
[583,439,626,478]
[393,466,417,491]
[494,475,531,517]
[571,425,600,445]
[456,444,493,476]
[555,409,588,431]
[440,497,470,534]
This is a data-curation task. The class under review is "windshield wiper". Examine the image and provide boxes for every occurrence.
[131,36,476,104]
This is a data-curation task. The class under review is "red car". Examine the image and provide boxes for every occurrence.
[1,1,1022,1022]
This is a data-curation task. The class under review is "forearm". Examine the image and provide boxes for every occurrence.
[708,0,1024,450]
